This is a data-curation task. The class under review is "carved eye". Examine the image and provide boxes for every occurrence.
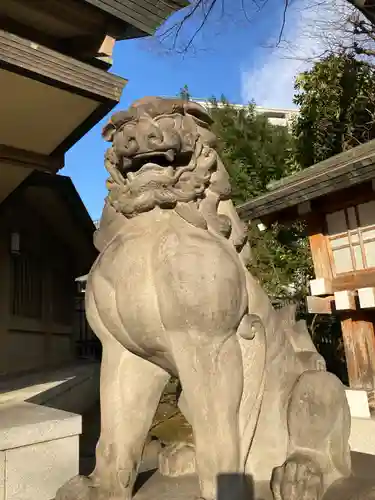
[122,121,137,132]
[156,116,176,130]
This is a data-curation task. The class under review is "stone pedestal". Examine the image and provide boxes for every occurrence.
[134,461,375,500]
[0,402,81,500]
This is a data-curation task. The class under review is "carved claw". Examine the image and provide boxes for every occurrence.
[55,476,94,500]
[55,475,129,500]
[271,455,324,500]
[296,351,327,372]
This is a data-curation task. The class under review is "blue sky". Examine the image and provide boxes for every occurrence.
[62,0,319,221]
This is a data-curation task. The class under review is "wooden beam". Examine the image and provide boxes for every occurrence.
[14,0,108,34]
[60,34,114,58]
[308,218,333,281]
[297,200,311,215]
[309,278,333,296]
[0,144,63,173]
[334,290,357,311]
[81,0,187,35]
[0,15,60,51]
[341,312,375,391]
[237,139,375,221]
[333,269,375,292]
[96,35,115,66]
[0,17,113,68]
[306,295,333,314]
[358,287,375,309]
[98,35,115,57]
[0,28,126,102]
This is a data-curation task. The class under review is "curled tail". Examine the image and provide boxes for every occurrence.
[237,314,267,471]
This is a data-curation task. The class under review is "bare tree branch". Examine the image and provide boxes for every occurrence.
[277,0,290,45]
[156,0,290,53]
[275,0,375,68]
[184,0,217,52]
[154,0,375,64]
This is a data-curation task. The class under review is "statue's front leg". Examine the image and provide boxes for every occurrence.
[56,335,169,500]
[92,340,170,498]
[171,332,248,500]
[271,371,351,500]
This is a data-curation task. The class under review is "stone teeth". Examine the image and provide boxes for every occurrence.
[165,149,175,162]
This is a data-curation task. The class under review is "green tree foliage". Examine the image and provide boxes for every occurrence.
[205,97,312,302]
[207,95,347,379]
[179,84,191,101]
[246,223,313,305]
[176,89,313,304]
[272,56,374,379]
[293,54,375,168]
[208,98,298,204]
[177,86,347,380]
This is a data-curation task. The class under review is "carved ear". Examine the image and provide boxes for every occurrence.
[102,110,135,141]
[184,101,214,126]
[102,121,116,142]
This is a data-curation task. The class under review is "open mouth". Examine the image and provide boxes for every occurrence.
[122,150,193,175]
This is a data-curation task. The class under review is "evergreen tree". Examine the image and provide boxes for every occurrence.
[208,96,347,380]
[208,98,297,204]
[179,84,191,101]
[293,54,375,168]
[176,90,313,304]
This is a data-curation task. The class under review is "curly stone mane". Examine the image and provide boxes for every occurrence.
[101,96,236,240]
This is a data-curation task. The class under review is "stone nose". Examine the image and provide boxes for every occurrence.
[140,123,164,150]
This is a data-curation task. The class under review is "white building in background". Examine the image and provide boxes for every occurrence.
[192,98,299,129]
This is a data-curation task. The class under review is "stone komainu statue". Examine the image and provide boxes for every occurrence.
[56,97,352,500]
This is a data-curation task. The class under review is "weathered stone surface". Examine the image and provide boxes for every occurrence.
[134,471,200,500]
[55,97,365,500]
[0,402,81,450]
[134,454,375,500]
[158,442,195,477]
[6,435,79,500]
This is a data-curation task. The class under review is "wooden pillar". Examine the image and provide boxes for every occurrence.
[306,214,375,401]
[307,215,333,282]
[340,311,375,392]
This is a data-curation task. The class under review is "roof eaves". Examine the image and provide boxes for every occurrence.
[237,140,375,220]
[82,0,189,37]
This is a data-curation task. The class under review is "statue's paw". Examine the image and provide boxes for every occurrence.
[158,442,196,477]
[55,476,94,500]
[55,475,127,500]
[271,455,324,500]
[297,351,326,372]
